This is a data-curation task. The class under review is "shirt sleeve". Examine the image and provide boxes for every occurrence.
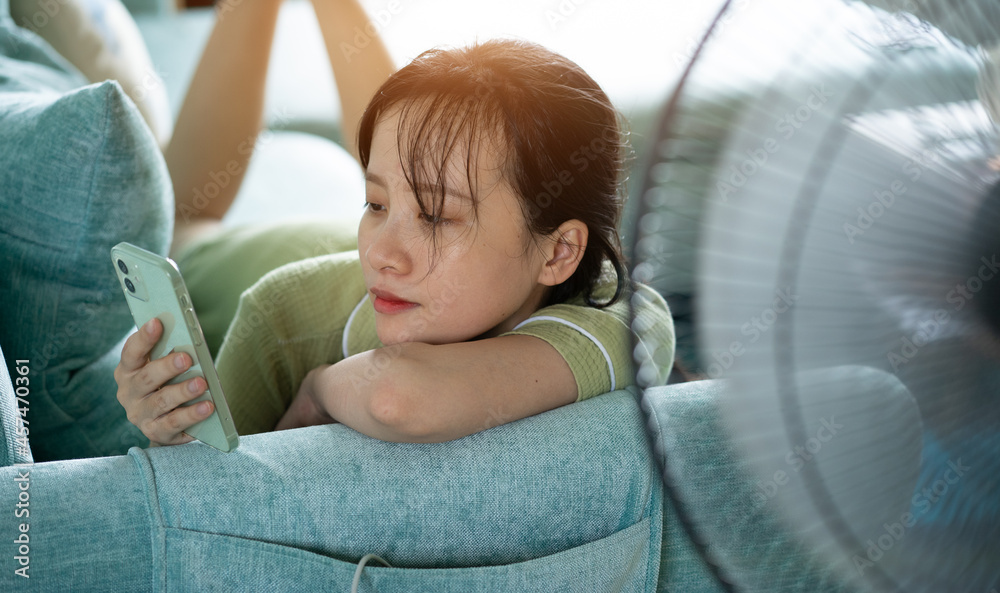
[214,251,367,434]
[502,282,675,402]
[214,286,289,435]
[174,220,358,357]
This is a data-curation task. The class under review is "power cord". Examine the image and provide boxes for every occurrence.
[350,553,393,593]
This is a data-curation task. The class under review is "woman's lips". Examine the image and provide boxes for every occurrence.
[371,290,418,314]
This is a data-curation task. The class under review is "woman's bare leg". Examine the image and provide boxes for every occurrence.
[166,0,284,256]
[167,0,395,255]
[310,0,396,161]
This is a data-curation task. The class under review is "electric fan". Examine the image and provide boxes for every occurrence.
[630,0,999,591]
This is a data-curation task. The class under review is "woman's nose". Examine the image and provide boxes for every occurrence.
[365,212,412,275]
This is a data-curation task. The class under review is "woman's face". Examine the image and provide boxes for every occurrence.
[357,109,551,345]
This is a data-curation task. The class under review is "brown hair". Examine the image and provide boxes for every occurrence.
[358,39,628,307]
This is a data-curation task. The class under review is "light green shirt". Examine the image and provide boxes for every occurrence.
[177,222,675,436]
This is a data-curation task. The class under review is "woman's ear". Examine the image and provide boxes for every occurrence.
[538,219,588,287]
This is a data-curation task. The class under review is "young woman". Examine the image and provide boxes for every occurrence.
[114,0,674,446]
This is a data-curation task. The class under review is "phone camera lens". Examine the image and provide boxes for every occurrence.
[117,259,128,274]
[124,278,136,293]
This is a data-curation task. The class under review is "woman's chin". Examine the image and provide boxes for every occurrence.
[375,323,478,347]
[374,323,425,346]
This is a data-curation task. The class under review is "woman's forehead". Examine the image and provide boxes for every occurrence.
[371,104,509,199]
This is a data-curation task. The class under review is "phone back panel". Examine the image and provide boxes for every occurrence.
[111,242,238,452]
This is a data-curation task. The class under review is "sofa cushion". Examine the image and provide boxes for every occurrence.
[0,18,171,460]
[9,0,172,144]
[0,389,664,591]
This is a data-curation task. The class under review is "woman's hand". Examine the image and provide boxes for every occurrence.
[114,318,215,447]
[274,366,335,431]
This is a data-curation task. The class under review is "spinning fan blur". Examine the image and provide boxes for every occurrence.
[631,0,999,591]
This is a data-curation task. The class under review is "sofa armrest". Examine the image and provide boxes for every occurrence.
[642,366,922,592]
[0,389,663,591]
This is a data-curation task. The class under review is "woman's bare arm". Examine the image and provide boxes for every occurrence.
[166,0,285,257]
[310,0,396,161]
[276,335,578,442]
[167,0,394,255]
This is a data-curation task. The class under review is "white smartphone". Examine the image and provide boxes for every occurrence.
[111,242,239,452]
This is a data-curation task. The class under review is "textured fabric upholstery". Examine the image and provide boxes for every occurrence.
[0,385,663,591]
[0,19,171,460]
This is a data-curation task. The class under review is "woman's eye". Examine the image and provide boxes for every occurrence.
[364,201,385,213]
[419,212,448,225]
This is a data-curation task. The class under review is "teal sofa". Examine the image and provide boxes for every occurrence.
[0,339,922,591]
[0,1,923,590]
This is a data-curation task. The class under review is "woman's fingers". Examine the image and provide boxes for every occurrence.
[139,381,215,445]
[117,319,193,399]
[148,390,216,445]
[132,350,195,399]
[114,317,216,445]
[118,318,162,373]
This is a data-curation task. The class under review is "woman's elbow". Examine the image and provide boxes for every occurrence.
[366,360,440,442]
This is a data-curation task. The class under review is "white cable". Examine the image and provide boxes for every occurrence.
[350,553,392,593]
